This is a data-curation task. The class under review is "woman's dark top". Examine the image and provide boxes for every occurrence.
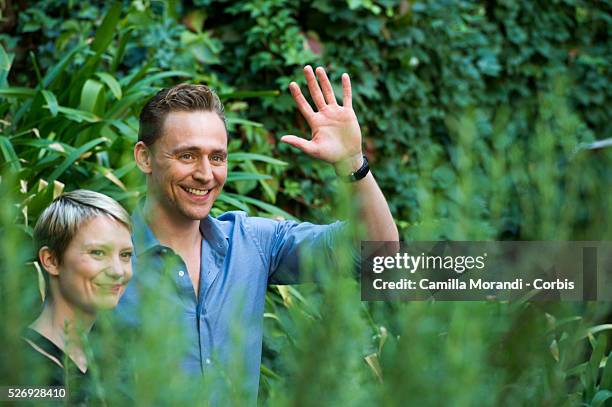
[21,328,91,405]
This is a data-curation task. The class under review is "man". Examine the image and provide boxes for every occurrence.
[117,66,398,402]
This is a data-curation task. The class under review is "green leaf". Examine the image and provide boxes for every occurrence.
[592,390,612,407]
[96,72,123,99]
[227,117,264,128]
[225,193,296,220]
[40,90,59,116]
[108,119,138,141]
[242,160,276,203]
[48,137,109,182]
[54,106,100,123]
[587,336,608,399]
[601,351,612,391]
[42,42,88,88]
[219,90,280,100]
[0,136,21,172]
[0,87,37,98]
[111,28,133,72]
[129,70,192,89]
[80,79,105,113]
[599,352,612,390]
[215,193,249,212]
[229,152,288,166]
[227,172,273,182]
[0,44,14,87]
[91,2,123,54]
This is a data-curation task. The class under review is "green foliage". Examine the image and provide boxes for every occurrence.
[1,0,611,405]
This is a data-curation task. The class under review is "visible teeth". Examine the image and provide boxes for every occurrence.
[185,187,209,196]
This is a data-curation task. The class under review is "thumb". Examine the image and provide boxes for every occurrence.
[280,135,318,156]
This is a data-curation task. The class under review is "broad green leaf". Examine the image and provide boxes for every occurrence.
[602,352,612,391]
[227,117,264,128]
[80,79,105,113]
[215,193,249,212]
[54,106,100,123]
[260,363,281,380]
[42,42,88,88]
[587,336,608,399]
[241,160,276,203]
[48,137,108,182]
[96,72,123,99]
[106,92,148,119]
[592,390,612,407]
[225,193,296,220]
[227,172,272,182]
[579,324,612,341]
[0,44,14,87]
[0,87,37,98]
[0,136,21,171]
[229,152,287,166]
[109,119,138,141]
[91,2,123,54]
[40,90,59,116]
[93,164,127,190]
[111,28,133,72]
[111,161,137,179]
[602,351,612,391]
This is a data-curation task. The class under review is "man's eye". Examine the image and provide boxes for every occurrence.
[211,155,225,162]
[90,249,105,257]
[179,153,195,161]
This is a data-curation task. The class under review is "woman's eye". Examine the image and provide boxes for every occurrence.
[90,250,104,257]
[120,252,133,261]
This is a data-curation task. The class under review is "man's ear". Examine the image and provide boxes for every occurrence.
[38,247,60,277]
[134,141,153,174]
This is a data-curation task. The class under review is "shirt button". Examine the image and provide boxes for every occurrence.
[178,270,185,277]
[205,358,211,365]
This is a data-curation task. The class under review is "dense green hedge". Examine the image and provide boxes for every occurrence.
[4,0,610,237]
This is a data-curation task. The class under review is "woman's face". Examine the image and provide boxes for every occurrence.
[54,215,133,314]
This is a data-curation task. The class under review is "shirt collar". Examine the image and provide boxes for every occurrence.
[131,204,230,257]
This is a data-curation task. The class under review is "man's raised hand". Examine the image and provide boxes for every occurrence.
[281,65,364,175]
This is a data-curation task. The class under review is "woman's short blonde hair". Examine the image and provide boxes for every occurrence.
[33,190,131,264]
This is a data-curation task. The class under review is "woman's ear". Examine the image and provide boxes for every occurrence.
[38,247,60,276]
[134,141,153,174]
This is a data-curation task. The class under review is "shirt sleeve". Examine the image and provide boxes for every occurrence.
[243,216,352,285]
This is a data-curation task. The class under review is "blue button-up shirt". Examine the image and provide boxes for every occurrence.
[116,207,346,403]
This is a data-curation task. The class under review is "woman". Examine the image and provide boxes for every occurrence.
[23,189,133,403]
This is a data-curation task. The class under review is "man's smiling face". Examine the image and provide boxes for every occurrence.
[147,110,228,221]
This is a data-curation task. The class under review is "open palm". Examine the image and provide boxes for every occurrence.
[281,66,363,170]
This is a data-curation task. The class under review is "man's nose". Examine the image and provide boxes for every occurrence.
[193,157,213,182]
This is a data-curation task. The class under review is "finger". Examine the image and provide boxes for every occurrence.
[280,135,319,156]
[315,66,337,105]
[289,82,315,123]
[304,65,326,111]
[342,73,352,109]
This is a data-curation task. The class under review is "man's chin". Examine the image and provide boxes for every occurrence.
[180,204,213,220]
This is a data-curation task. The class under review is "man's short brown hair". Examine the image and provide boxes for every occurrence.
[138,84,226,146]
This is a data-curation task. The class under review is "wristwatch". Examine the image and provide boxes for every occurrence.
[343,155,369,182]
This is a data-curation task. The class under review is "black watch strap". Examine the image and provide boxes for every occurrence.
[343,155,369,182]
